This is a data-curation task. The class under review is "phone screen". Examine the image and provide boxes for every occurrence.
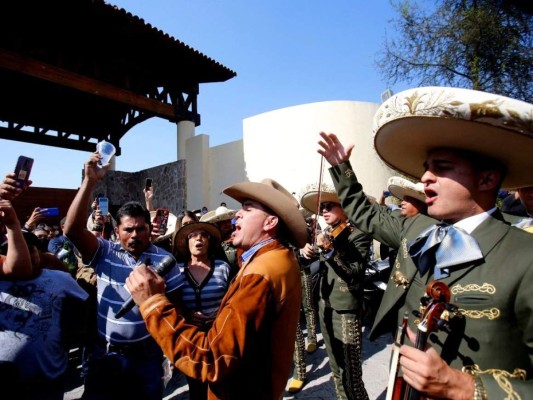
[153,208,169,232]
[14,156,34,186]
[145,178,153,190]
[98,197,109,216]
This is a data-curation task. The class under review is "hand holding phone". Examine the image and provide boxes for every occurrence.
[145,178,153,191]
[14,156,34,188]
[98,197,109,216]
[152,208,170,234]
[39,208,60,217]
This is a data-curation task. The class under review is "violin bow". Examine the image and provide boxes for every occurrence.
[386,311,409,400]
[311,155,325,247]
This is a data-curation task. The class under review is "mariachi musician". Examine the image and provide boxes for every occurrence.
[300,188,372,400]
[318,86,533,399]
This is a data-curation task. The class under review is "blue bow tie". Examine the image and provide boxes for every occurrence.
[513,217,533,230]
[408,224,483,278]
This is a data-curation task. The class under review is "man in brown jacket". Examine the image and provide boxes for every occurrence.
[126,179,307,399]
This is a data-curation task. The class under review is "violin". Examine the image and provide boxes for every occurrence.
[315,221,353,253]
[329,221,352,240]
[387,280,459,400]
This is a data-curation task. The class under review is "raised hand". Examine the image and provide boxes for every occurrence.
[317,132,354,166]
[0,172,32,201]
[84,152,110,182]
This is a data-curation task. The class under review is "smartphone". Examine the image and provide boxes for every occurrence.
[145,178,153,190]
[153,208,170,233]
[14,156,34,187]
[383,190,391,197]
[98,197,109,216]
[39,207,59,217]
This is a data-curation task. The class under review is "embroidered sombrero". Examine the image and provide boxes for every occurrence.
[387,176,425,203]
[200,206,235,223]
[300,190,340,215]
[373,87,533,189]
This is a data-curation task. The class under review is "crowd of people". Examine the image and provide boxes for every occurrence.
[0,85,532,399]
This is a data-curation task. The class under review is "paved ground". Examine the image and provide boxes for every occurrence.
[64,324,392,400]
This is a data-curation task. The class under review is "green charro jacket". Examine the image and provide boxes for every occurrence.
[330,161,533,399]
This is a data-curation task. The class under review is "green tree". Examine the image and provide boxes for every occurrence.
[377,0,533,102]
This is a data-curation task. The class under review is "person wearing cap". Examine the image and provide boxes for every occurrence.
[171,221,232,399]
[200,205,239,277]
[296,189,371,399]
[125,178,306,399]
[318,87,533,399]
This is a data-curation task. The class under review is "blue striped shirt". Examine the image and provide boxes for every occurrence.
[178,259,231,318]
[90,237,181,345]
[240,238,275,264]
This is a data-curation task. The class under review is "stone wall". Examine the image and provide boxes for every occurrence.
[93,160,186,216]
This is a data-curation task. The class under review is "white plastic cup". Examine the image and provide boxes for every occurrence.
[96,140,116,167]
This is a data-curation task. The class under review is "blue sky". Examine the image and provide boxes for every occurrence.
[2,0,411,189]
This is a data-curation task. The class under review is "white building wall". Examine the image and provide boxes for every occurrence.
[208,140,246,210]
[184,100,396,213]
[242,100,395,203]
[186,134,210,211]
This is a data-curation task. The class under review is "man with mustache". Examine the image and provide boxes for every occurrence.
[63,151,181,400]
[125,178,307,400]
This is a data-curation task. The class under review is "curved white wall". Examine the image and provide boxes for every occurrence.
[241,100,395,203]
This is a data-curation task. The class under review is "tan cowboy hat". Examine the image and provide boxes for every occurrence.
[300,190,340,215]
[200,206,235,223]
[387,176,425,203]
[223,179,307,248]
[149,211,178,243]
[172,222,222,256]
[373,87,533,189]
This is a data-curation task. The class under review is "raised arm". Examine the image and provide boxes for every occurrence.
[0,199,33,278]
[0,172,32,201]
[63,152,109,261]
[317,131,354,166]
[144,185,155,212]
[22,207,45,232]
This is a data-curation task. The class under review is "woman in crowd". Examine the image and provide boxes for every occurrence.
[172,222,232,400]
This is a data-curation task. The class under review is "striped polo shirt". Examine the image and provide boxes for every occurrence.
[90,237,181,345]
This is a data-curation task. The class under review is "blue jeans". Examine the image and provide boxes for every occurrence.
[82,339,164,400]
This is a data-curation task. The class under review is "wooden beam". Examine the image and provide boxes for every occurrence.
[0,48,177,120]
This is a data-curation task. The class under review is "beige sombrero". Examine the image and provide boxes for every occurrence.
[373,87,533,189]
[223,179,307,248]
[300,190,340,215]
[387,176,425,203]
[172,221,222,256]
[149,210,178,243]
[200,206,235,223]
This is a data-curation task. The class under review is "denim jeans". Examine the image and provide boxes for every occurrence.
[82,339,164,400]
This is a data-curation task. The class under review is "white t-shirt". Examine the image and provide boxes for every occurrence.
[0,269,89,381]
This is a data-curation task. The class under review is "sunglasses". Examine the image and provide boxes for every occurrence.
[320,202,337,212]
[187,231,211,240]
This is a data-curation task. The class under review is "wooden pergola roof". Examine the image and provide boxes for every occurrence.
[0,0,236,156]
